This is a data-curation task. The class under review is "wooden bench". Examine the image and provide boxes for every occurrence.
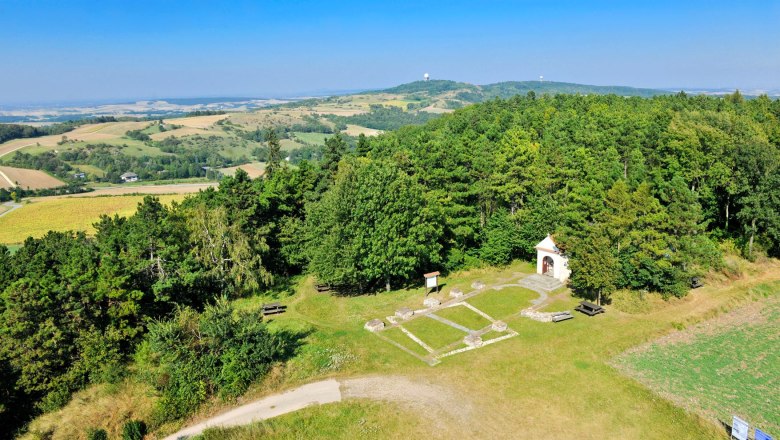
[574,300,605,316]
[315,283,331,292]
[262,302,287,316]
[551,311,573,322]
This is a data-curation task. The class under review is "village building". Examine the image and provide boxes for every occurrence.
[120,172,139,183]
[535,235,571,283]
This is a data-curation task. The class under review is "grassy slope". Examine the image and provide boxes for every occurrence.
[28,260,780,439]
[164,261,780,439]
[0,194,187,244]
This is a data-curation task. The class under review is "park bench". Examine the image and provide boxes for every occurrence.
[262,302,287,316]
[551,311,573,322]
[574,300,605,316]
[315,283,331,292]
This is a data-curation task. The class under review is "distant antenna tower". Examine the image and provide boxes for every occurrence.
[539,75,544,82]
[424,73,430,81]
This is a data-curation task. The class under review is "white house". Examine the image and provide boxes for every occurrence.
[535,235,571,283]
[120,172,139,183]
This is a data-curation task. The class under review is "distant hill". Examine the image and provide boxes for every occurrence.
[374,79,668,102]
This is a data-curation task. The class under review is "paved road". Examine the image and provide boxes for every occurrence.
[163,379,342,440]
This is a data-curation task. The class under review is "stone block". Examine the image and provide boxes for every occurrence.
[423,297,440,308]
[464,333,483,348]
[471,281,486,290]
[449,288,464,298]
[395,307,414,320]
[364,319,385,332]
[492,321,508,332]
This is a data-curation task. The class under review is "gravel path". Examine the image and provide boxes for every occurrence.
[163,375,473,439]
[163,379,342,440]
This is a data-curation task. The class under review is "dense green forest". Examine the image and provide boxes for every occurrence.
[2,92,779,436]
[327,104,439,130]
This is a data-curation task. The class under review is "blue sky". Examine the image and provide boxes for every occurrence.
[0,0,778,104]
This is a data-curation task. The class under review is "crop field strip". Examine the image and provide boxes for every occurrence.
[614,286,780,434]
[0,194,187,244]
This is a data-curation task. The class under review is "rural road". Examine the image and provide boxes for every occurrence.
[0,201,22,218]
[163,375,470,439]
[45,182,219,198]
[163,379,342,440]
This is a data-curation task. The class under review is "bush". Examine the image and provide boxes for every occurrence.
[87,428,108,440]
[138,299,302,423]
[122,420,146,440]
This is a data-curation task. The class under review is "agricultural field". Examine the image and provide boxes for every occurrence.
[163,114,228,128]
[0,194,187,244]
[343,124,382,137]
[0,166,65,189]
[291,131,329,145]
[615,283,780,434]
[217,162,266,179]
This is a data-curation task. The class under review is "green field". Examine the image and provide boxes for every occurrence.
[616,283,780,433]
[466,286,540,319]
[0,195,187,244]
[291,132,329,146]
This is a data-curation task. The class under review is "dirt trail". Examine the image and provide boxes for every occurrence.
[162,375,474,439]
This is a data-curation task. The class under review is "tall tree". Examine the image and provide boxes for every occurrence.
[307,158,442,291]
[264,128,283,177]
[566,229,619,305]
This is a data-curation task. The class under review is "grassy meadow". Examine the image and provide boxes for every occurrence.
[616,282,780,434]
[26,259,780,439]
[0,194,187,244]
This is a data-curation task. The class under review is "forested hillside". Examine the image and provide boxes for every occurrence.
[1,91,779,436]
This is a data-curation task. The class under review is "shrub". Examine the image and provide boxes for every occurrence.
[87,428,108,440]
[122,420,146,440]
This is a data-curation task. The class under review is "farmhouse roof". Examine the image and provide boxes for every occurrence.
[534,235,560,254]
[120,172,138,178]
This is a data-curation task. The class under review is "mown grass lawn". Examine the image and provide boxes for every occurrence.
[402,316,466,350]
[467,286,539,319]
[434,305,492,330]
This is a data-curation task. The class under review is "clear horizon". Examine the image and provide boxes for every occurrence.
[1,0,778,104]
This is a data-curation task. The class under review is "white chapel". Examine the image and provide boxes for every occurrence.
[535,235,571,283]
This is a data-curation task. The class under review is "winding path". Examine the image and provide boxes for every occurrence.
[163,376,471,439]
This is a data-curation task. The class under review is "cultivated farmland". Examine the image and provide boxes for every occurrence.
[0,194,187,244]
[0,166,65,189]
[615,284,780,434]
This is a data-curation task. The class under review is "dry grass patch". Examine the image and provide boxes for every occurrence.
[218,162,266,179]
[164,114,228,128]
[343,124,383,136]
[22,381,157,440]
